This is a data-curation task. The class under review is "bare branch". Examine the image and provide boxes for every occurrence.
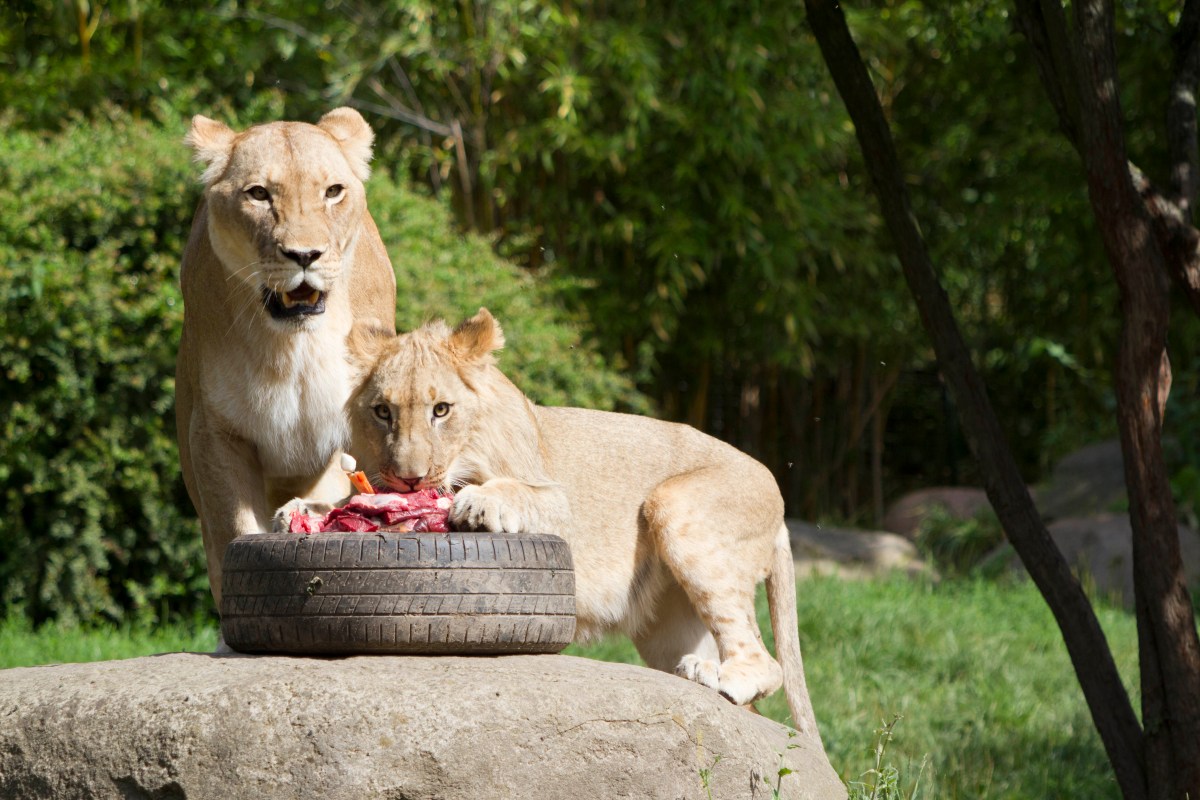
[344,97,454,138]
[1133,165,1200,316]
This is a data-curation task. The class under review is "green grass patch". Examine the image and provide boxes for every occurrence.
[0,577,1139,798]
[0,613,218,669]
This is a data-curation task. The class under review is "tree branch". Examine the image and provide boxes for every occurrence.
[1011,0,1082,146]
[802,2,1147,796]
[1070,0,1200,792]
[1014,0,1200,317]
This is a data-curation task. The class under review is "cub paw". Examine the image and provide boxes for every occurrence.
[675,654,781,707]
[451,485,526,533]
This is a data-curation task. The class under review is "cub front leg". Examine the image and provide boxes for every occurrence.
[451,478,568,534]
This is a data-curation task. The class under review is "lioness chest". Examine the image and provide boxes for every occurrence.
[203,329,351,477]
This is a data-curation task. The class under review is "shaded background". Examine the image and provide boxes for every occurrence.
[3,0,1199,626]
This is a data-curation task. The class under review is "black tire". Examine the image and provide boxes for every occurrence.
[220,531,576,655]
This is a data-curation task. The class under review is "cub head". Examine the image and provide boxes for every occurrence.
[348,308,506,493]
[185,107,376,326]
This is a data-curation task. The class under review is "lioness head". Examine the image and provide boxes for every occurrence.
[348,308,508,493]
[185,107,376,325]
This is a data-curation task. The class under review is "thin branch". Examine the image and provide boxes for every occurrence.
[364,77,455,138]
[218,8,328,48]
[344,96,454,139]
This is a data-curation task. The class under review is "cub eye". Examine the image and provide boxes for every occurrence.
[432,402,451,418]
[372,403,392,423]
[246,185,271,202]
[325,184,345,199]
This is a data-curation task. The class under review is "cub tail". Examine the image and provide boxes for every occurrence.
[765,522,821,738]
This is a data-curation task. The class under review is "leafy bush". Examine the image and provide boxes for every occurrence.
[913,506,1006,577]
[0,111,643,625]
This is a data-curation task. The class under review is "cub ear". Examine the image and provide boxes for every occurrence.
[184,115,236,185]
[449,307,505,364]
[347,319,395,378]
[318,107,374,181]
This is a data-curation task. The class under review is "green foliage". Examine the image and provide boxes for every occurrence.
[369,177,647,412]
[914,506,1006,578]
[845,717,926,800]
[0,111,643,625]
[0,114,203,625]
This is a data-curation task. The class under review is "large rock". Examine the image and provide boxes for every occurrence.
[0,653,845,800]
[1035,439,1127,521]
[881,487,992,540]
[787,520,931,580]
[1002,513,1200,608]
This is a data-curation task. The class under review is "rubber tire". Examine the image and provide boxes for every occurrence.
[220,531,576,655]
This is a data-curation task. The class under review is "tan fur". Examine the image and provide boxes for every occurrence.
[175,108,397,613]
[331,308,819,732]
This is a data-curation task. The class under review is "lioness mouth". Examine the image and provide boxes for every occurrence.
[262,283,326,319]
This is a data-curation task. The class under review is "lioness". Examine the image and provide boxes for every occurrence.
[176,108,397,612]
[296,308,818,731]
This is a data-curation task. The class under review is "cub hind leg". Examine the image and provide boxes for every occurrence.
[641,466,784,706]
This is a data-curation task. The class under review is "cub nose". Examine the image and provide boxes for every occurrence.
[281,247,324,268]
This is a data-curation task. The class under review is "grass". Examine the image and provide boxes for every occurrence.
[1,576,1139,798]
[0,613,218,669]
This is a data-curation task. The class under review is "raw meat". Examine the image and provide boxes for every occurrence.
[288,488,454,534]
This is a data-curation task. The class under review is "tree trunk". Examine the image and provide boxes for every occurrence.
[1067,2,1200,795]
[802,2,1148,796]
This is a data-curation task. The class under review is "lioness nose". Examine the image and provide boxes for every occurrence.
[281,247,323,268]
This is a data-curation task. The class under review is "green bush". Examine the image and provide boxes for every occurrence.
[0,111,644,625]
[913,506,1006,578]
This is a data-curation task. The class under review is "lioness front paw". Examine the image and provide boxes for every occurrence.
[451,485,527,533]
[271,498,315,532]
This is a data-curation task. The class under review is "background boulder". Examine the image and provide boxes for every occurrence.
[787,520,931,580]
[0,652,844,800]
[1002,514,1200,608]
[882,487,992,540]
[1034,439,1127,522]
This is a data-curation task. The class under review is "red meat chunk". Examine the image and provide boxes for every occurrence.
[287,488,454,534]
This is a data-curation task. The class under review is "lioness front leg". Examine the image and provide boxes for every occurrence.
[451,478,568,534]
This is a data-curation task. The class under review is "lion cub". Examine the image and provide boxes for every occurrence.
[339,308,817,730]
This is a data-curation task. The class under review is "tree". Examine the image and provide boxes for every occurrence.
[804,1,1200,797]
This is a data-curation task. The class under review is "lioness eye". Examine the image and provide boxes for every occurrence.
[373,403,391,423]
[246,185,270,202]
[325,184,344,199]
[432,402,451,418]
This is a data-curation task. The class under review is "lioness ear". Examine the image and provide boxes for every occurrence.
[318,107,374,181]
[449,307,505,363]
[184,115,236,185]
[347,320,394,378]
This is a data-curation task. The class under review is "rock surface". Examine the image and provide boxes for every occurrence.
[1003,513,1200,608]
[1034,439,1126,521]
[0,652,845,800]
[881,487,992,540]
[787,520,931,580]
